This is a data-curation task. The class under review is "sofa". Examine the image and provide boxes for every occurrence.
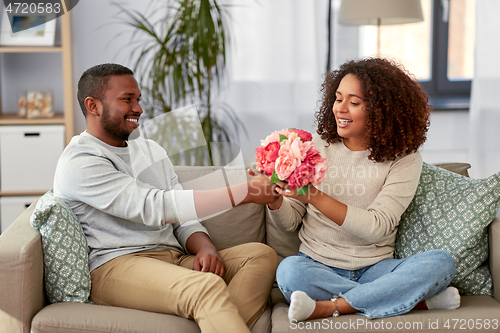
[1,163,499,333]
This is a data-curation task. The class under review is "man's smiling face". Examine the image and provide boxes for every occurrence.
[97,74,143,147]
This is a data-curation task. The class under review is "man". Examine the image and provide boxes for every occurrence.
[54,63,280,333]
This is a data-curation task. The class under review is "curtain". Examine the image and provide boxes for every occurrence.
[221,0,327,165]
[469,0,500,178]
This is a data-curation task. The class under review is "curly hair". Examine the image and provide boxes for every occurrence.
[315,58,431,162]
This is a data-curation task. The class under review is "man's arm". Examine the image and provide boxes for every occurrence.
[193,173,281,219]
[56,142,280,227]
[185,232,224,277]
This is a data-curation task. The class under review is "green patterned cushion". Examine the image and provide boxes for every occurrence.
[30,190,91,303]
[395,163,500,296]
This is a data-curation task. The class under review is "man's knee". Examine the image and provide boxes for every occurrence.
[235,242,279,270]
[175,272,237,322]
[254,243,278,267]
[195,272,230,300]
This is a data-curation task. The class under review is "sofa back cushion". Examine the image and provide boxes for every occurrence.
[433,162,471,177]
[490,218,500,302]
[265,207,302,261]
[396,163,500,296]
[174,166,266,250]
[0,202,45,333]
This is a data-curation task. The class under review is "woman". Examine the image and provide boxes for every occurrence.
[267,58,460,321]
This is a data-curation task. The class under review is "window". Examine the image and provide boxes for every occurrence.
[359,0,476,108]
[424,0,475,104]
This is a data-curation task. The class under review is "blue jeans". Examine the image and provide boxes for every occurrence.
[276,250,455,319]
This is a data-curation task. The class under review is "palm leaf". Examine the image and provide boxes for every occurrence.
[115,0,246,165]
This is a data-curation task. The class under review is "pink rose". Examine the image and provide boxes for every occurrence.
[303,148,321,165]
[264,141,280,161]
[288,163,315,189]
[275,145,298,180]
[255,141,280,176]
[290,129,313,142]
[289,137,311,161]
[263,162,276,176]
[302,146,328,185]
[261,128,291,146]
[278,128,292,138]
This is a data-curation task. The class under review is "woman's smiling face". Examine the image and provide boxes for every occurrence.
[332,73,368,151]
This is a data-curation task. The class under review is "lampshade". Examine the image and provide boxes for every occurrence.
[338,0,424,26]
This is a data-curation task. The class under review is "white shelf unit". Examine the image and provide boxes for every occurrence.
[0,1,74,233]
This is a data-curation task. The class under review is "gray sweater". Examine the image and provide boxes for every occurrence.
[268,136,422,270]
[54,131,208,271]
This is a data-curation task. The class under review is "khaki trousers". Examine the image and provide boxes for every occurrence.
[90,242,278,333]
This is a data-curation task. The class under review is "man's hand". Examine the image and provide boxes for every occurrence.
[185,232,224,277]
[193,247,224,277]
[243,171,281,205]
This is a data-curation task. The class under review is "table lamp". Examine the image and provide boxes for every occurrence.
[338,0,424,54]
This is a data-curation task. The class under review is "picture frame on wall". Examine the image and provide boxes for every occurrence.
[0,10,56,46]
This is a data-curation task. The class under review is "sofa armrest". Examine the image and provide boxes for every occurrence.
[0,201,45,333]
[489,216,500,302]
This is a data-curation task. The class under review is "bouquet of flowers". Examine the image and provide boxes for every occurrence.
[255,128,327,195]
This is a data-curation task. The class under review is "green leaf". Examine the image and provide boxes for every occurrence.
[279,134,288,142]
[297,184,309,196]
[270,170,282,183]
[114,0,246,165]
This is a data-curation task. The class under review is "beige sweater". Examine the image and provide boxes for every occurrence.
[267,136,422,270]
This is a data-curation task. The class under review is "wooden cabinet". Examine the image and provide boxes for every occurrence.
[0,2,74,230]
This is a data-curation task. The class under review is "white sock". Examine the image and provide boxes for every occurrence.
[288,291,316,322]
[426,287,460,310]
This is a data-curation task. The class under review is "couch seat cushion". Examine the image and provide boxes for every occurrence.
[271,296,500,333]
[32,302,271,333]
[32,303,200,333]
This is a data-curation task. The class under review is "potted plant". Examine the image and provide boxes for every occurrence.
[116,0,247,166]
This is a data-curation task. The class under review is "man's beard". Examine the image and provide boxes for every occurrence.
[101,101,131,142]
